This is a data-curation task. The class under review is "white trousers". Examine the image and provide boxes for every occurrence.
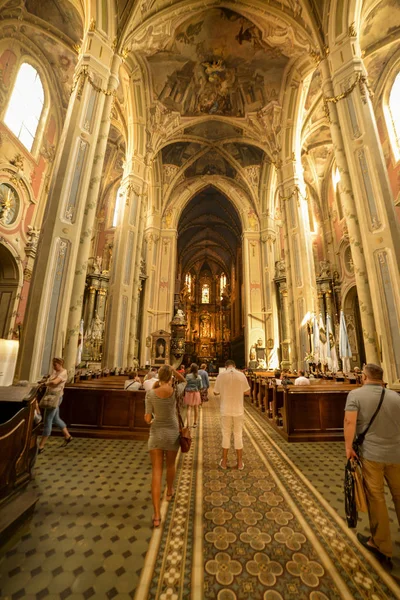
[220,415,244,450]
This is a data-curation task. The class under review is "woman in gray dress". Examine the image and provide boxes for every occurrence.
[144,364,186,527]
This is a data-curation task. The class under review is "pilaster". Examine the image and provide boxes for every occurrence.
[277,160,317,370]
[104,170,147,368]
[15,30,120,381]
[242,230,265,366]
[324,39,400,387]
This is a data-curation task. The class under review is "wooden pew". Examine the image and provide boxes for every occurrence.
[280,384,361,442]
[0,388,40,537]
[60,387,149,440]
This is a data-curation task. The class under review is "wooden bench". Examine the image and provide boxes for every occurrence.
[60,387,149,440]
[0,388,40,538]
[248,382,363,442]
[281,384,361,442]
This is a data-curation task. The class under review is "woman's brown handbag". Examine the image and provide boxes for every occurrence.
[39,389,62,410]
[176,402,192,453]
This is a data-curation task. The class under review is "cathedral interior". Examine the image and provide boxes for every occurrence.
[0,0,400,598]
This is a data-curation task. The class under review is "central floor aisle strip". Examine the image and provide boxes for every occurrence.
[136,395,400,600]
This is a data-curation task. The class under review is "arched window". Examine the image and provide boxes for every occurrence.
[385,72,400,161]
[220,273,227,299]
[4,63,44,152]
[201,283,210,304]
[112,186,124,227]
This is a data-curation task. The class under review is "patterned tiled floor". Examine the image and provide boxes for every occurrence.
[1,401,399,599]
[0,438,155,600]
[246,403,400,549]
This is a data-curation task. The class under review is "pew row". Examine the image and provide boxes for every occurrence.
[60,387,150,440]
[0,388,40,538]
[247,383,362,442]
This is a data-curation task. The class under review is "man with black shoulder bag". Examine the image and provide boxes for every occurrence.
[344,364,400,571]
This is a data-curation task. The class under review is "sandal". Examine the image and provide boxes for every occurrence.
[237,462,245,471]
[152,517,161,528]
[219,459,227,470]
[166,489,174,502]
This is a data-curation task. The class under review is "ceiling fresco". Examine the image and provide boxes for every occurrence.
[162,142,202,165]
[223,143,264,167]
[184,151,237,179]
[183,122,243,140]
[364,45,399,92]
[360,0,400,51]
[25,0,83,43]
[144,8,290,117]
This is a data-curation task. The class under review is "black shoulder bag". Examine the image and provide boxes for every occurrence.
[352,388,385,456]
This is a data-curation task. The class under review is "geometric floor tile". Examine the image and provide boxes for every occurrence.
[0,438,154,599]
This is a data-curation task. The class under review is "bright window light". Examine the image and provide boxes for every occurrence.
[332,167,341,190]
[202,283,210,304]
[113,186,124,227]
[4,63,44,152]
[385,72,400,161]
[220,273,226,299]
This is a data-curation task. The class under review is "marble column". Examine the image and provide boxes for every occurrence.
[139,228,160,366]
[16,31,119,382]
[242,231,265,365]
[63,54,121,376]
[324,39,400,385]
[278,280,291,370]
[104,168,147,368]
[278,160,318,369]
[320,58,381,367]
[127,197,147,364]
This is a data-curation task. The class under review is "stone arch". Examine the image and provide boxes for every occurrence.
[164,175,259,232]
[0,243,22,338]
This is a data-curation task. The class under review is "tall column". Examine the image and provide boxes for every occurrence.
[104,169,147,368]
[152,229,178,333]
[139,228,160,366]
[96,276,109,321]
[278,280,291,370]
[325,38,400,385]
[278,160,318,369]
[242,230,265,365]
[85,281,99,328]
[63,54,121,377]
[16,28,119,382]
[319,58,381,368]
[127,196,147,364]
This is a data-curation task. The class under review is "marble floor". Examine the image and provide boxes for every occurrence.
[1,399,399,599]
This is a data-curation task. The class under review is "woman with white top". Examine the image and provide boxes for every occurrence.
[38,358,72,454]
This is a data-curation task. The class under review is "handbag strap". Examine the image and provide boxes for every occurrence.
[360,387,385,439]
[125,380,137,390]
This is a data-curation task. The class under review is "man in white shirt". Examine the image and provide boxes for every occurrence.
[213,360,250,470]
[143,369,158,391]
[294,370,310,386]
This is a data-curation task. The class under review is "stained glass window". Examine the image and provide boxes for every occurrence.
[4,63,44,152]
[201,283,210,304]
